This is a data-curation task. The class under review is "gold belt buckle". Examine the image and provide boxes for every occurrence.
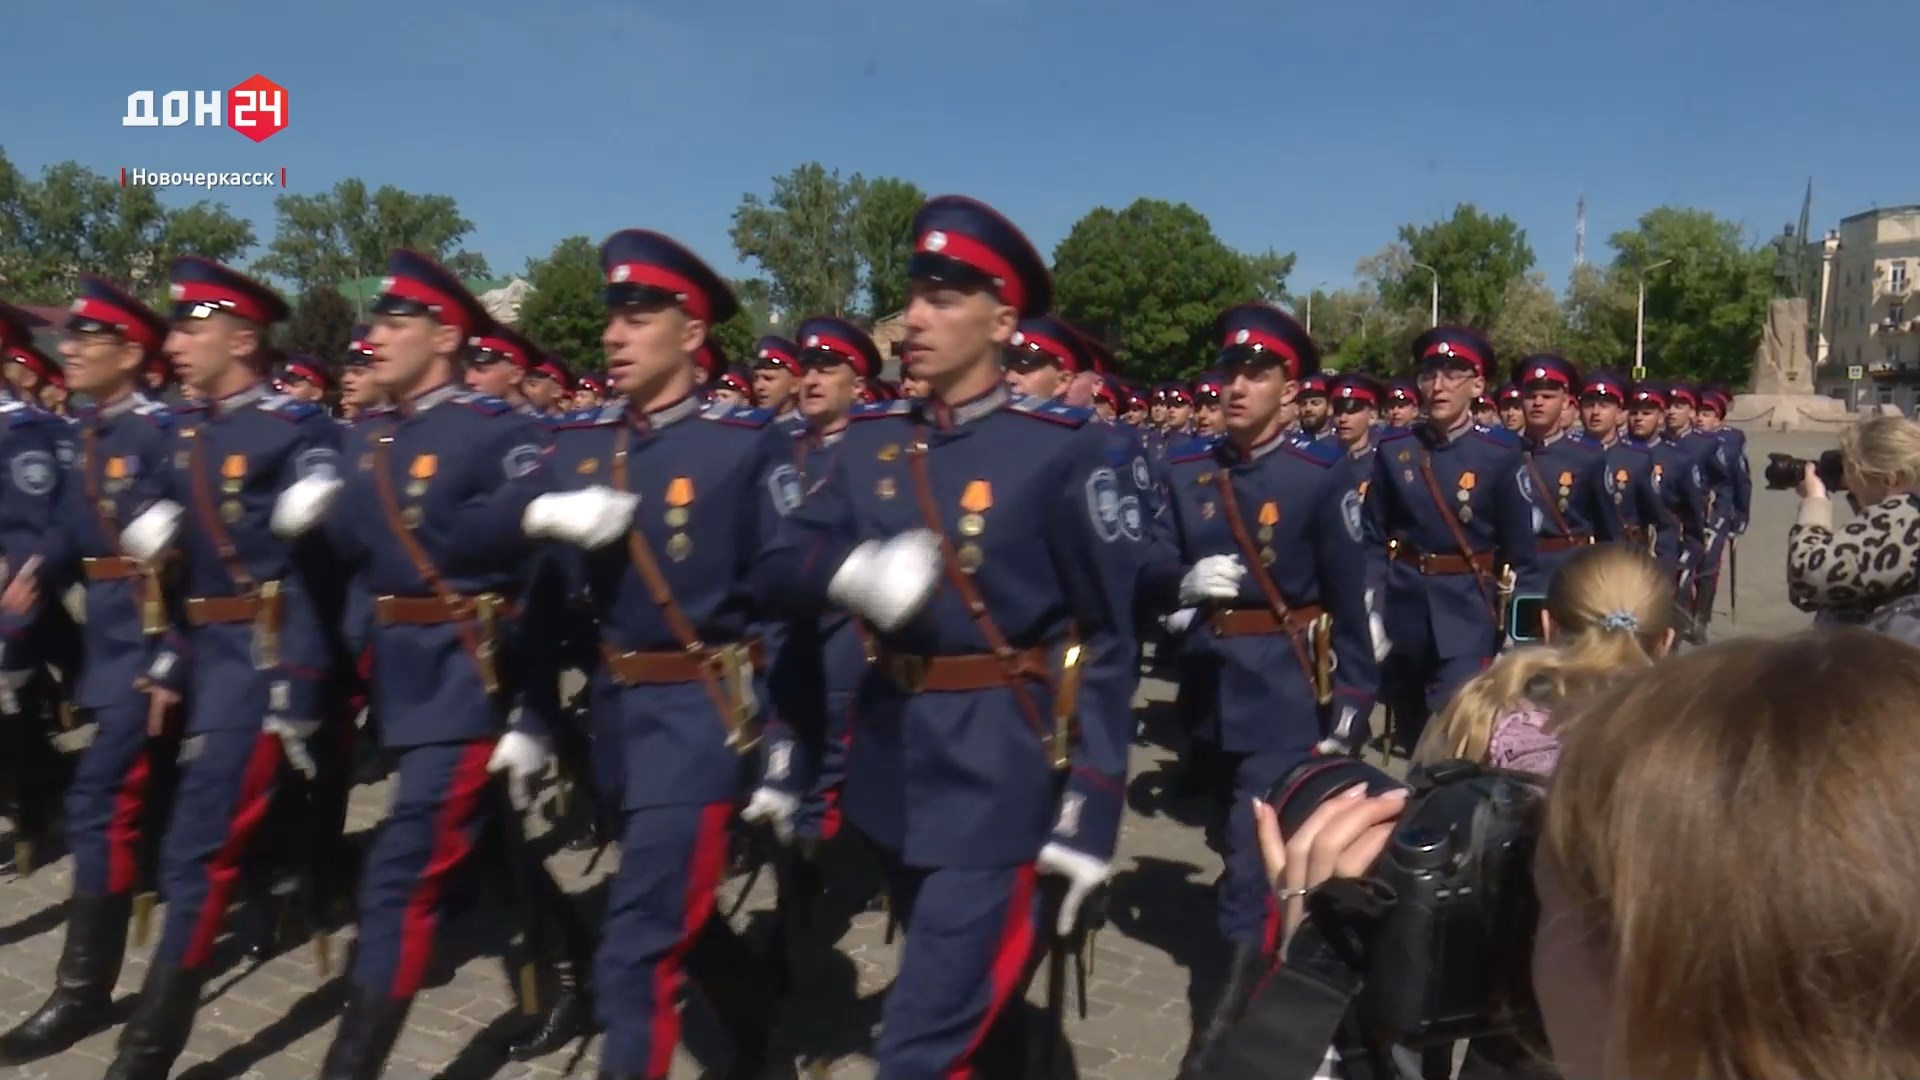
[890,654,928,693]
[253,580,282,670]
[472,593,501,695]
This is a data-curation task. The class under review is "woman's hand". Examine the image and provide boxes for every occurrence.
[1798,461,1828,501]
[1252,785,1410,948]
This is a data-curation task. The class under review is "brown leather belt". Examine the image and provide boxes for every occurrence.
[373,594,516,626]
[882,648,1049,693]
[603,640,766,686]
[1536,535,1594,555]
[1389,546,1494,576]
[82,556,142,582]
[184,595,262,625]
[1209,604,1325,638]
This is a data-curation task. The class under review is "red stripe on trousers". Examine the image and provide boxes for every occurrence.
[392,740,496,998]
[106,750,152,894]
[945,863,1041,1079]
[181,734,284,968]
[645,801,735,1079]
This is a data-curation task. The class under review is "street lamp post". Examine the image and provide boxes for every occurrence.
[1305,281,1327,334]
[1411,262,1439,327]
[1633,259,1673,381]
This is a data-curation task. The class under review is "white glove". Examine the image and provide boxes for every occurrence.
[522,488,640,549]
[270,475,343,539]
[121,500,184,563]
[1178,554,1245,606]
[826,529,941,632]
[263,717,320,779]
[1365,588,1391,662]
[487,730,552,810]
[740,787,799,845]
[0,668,29,717]
[1161,608,1197,634]
[1037,842,1110,936]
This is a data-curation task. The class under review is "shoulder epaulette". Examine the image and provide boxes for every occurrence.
[1377,425,1417,445]
[349,406,396,426]
[850,400,913,421]
[446,390,511,417]
[1283,434,1343,468]
[1470,423,1522,448]
[703,401,774,428]
[1167,436,1221,465]
[1007,395,1091,427]
[251,392,324,422]
[170,402,209,423]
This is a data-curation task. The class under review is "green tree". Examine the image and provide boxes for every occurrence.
[1051,198,1295,381]
[729,163,861,318]
[1379,204,1535,329]
[1489,271,1567,364]
[282,287,357,358]
[0,147,255,305]
[515,236,604,369]
[1561,263,1634,371]
[850,175,925,318]
[706,278,775,369]
[1244,250,1298,305]
[253,178,489,295]
[1601,207,1771,385]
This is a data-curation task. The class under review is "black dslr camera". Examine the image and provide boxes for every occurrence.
[1764,448,1846,491]
[1266,757,1545,1049]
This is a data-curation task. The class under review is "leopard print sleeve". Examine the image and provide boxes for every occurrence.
[1787,493,1920,613]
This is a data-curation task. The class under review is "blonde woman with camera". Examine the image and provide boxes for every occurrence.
[1788,414,1920,619]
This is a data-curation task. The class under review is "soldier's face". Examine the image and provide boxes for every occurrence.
[1167,402,1193,428]
[1665,402,1693,434]
[524,372,564,411]
[1525,387,1568,433]
[365,313,455,395]
[1418,364,1481,427]
[1299,396,1331,430]
[800,360,859,424]
[1194,400,1225,435]
[1223,365,1294,438]
[1334,401,1377,445]
[1581,398,1623,439]
[753,365,799,410]
[900,376,930,399]
[283,377,324,403]
[464,356,523,399]
[1124,406,1146,426]
[1386,402,1419,427]
[340,366,381,408]
[603,304,704,398]
[1003,358,1065,400]
[710,387,744,407]
[58,328,143,397]
[1149,403,1166,425]
[1629,404,1663,440]
[1500,404,1525,431]
[164,313,259,392]
[1698,411,1723,432]
[1095,398,1117,421]
[901,283,1017,386]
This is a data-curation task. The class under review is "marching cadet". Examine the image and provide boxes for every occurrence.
[1497,382,1525,433]
[95,257,341,1080]
[1330,371,1384,468]
[523,352,573,416]
[337,325,383,420]
[464,321,544,413]
[1002,314,1087,401]
[1122,384,1148,427]
[521,228,796,1080]
[1701,386,1751,530]
[310,250,593,1074]
[711,365,753,407]
[278,354,333,405]
[1511,355,1621,593]
[1367,327,1536,755]
[1578,370,1680,572]
[1470,393,1499,427]
[754,335,804,420]
[1294,371,1334,440]
[1666,382,1735,628]
[575,372,607,410]
[752,195,1146,1077]
[1090,378,1121,422]
[1161,382,1195,437]
[0,280,178,1064]
[1627,381,1707,598]
[1383,377,1422,428]
[1191,373,1226,436]
[5,331,65,413]
[1139,304,1378,1076]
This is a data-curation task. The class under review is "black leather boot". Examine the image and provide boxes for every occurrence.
[0,892,132,1062]
[688,920,796,1080]
[505,954,592,1061]
[319,983,411,1080]
[102,962,203,1080]
[1176,942,1272,1080]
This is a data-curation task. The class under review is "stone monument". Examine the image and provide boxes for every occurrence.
[1728,223,1853,431]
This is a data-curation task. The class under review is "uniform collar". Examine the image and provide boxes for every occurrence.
[1348,437,1373,459]
[209,380,268,417]
[94,390,149,420]
[397,382,461,418]
[631,392,701,433]
[1225,426,1289,464]
[809,416,849,447]
[1424,413,1476,446]
[1527,429,1567,451]
[921,383,1009,431]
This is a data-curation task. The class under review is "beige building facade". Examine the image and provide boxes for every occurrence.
[1817,205,1920,411]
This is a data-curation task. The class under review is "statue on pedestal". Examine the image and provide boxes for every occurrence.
[1772,224,1803,300]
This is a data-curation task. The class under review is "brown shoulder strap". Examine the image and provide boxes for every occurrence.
[902,428,1048,737]
[81,429,119,547]
[185,431,255,595]
[1210,467,1292,622]
[1417,448,1497,619]
[1524,455,1577,538]
[610,426,704,651]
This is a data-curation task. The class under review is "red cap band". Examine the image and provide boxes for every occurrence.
[473,335,532,368]
[7,348,57,385]
[810,335,873,378]
[1014,330,1079,373]
[1421,340,1485,372]
[918,230,1025,314]
[1223,328,1302,377]
[1338,384,1378,405]
[607,262,711,323]
[73,296,160,351]
[173,281,272,324]
[284,360,328,389]
[1521,364,1571,388]
[383,275,475,336]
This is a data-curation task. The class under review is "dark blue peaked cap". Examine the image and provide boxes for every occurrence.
[1581,369,1630,402]
[600,229,739,325]
[754,336,800,374]
[909,196,1051,319]
[1011,315,1094,373]
[1514,353,1581,393]
[1411,326,1493,375]
[797,317,882,380]
[1333,372,1385,407]
[69,275,168,357]
[373,249,490,338]
[169,256,290,325]
[1213,303,1317,378]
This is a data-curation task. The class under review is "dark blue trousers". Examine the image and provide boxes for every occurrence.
[349,739,495,997]
[870,851,1044,1080]
[153,728,286,968]
[1213,749,1313,948]
[66,700,174,897]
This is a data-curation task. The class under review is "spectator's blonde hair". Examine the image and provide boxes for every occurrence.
[1414,544,1673,766]
[1546,629,1920,1078]
[1838,414,1920,493]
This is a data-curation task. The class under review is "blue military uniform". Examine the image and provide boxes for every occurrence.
[1625,382,1708,588]
[757,196,1145,1079]
[1367,328,1537,752]
[527,229,794,1080]
[1580,371,1679,572]
[1511,355,1622,593]
[1296,371,1338,442]
[1670,383,1736,625]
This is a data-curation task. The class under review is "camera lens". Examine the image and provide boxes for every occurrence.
[1268,757,1409,838]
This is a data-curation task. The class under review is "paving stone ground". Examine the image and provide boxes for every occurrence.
[0,429,1829,1079]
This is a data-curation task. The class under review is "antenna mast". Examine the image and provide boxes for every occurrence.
[1574,194,1587,268]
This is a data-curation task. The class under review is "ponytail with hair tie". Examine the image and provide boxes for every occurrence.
[1598,611,1640,634]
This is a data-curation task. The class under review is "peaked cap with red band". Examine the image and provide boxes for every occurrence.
[345,323,374,364]
[753,335,800,375]
[1297,371,1334,399]
[0,300,47,352]
[1385,377,1422,407]
[1498,383,1524,404]
[909,195,1051,319]
[716,367,751,397]
[577,373,605,395]
[1191,372,1225,401]
[279,353,330,392]
[1699,385,1731,416]
[1124,386,1148,412]
[1580,369,1629,403]
[1666,381,1700,408]
[1213,302,1316,379]
[68,275,168,358]
[1628,381,1668,409]
[372,249,489,339]
[1093,379,1121,410]
[600,229,738,325]
[797,316,881,380]
[5,340,60,389]
[1156,381,1193,406]
[1411,325,1493,376]
[1514,353,1580,393]
[1333,372,1384,407]
[530,352,572,390]
[169,256,289,325]
[1010,315,1091,374]
[472,322,539,370]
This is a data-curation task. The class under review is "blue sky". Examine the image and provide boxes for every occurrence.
[6,0,1906,297]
